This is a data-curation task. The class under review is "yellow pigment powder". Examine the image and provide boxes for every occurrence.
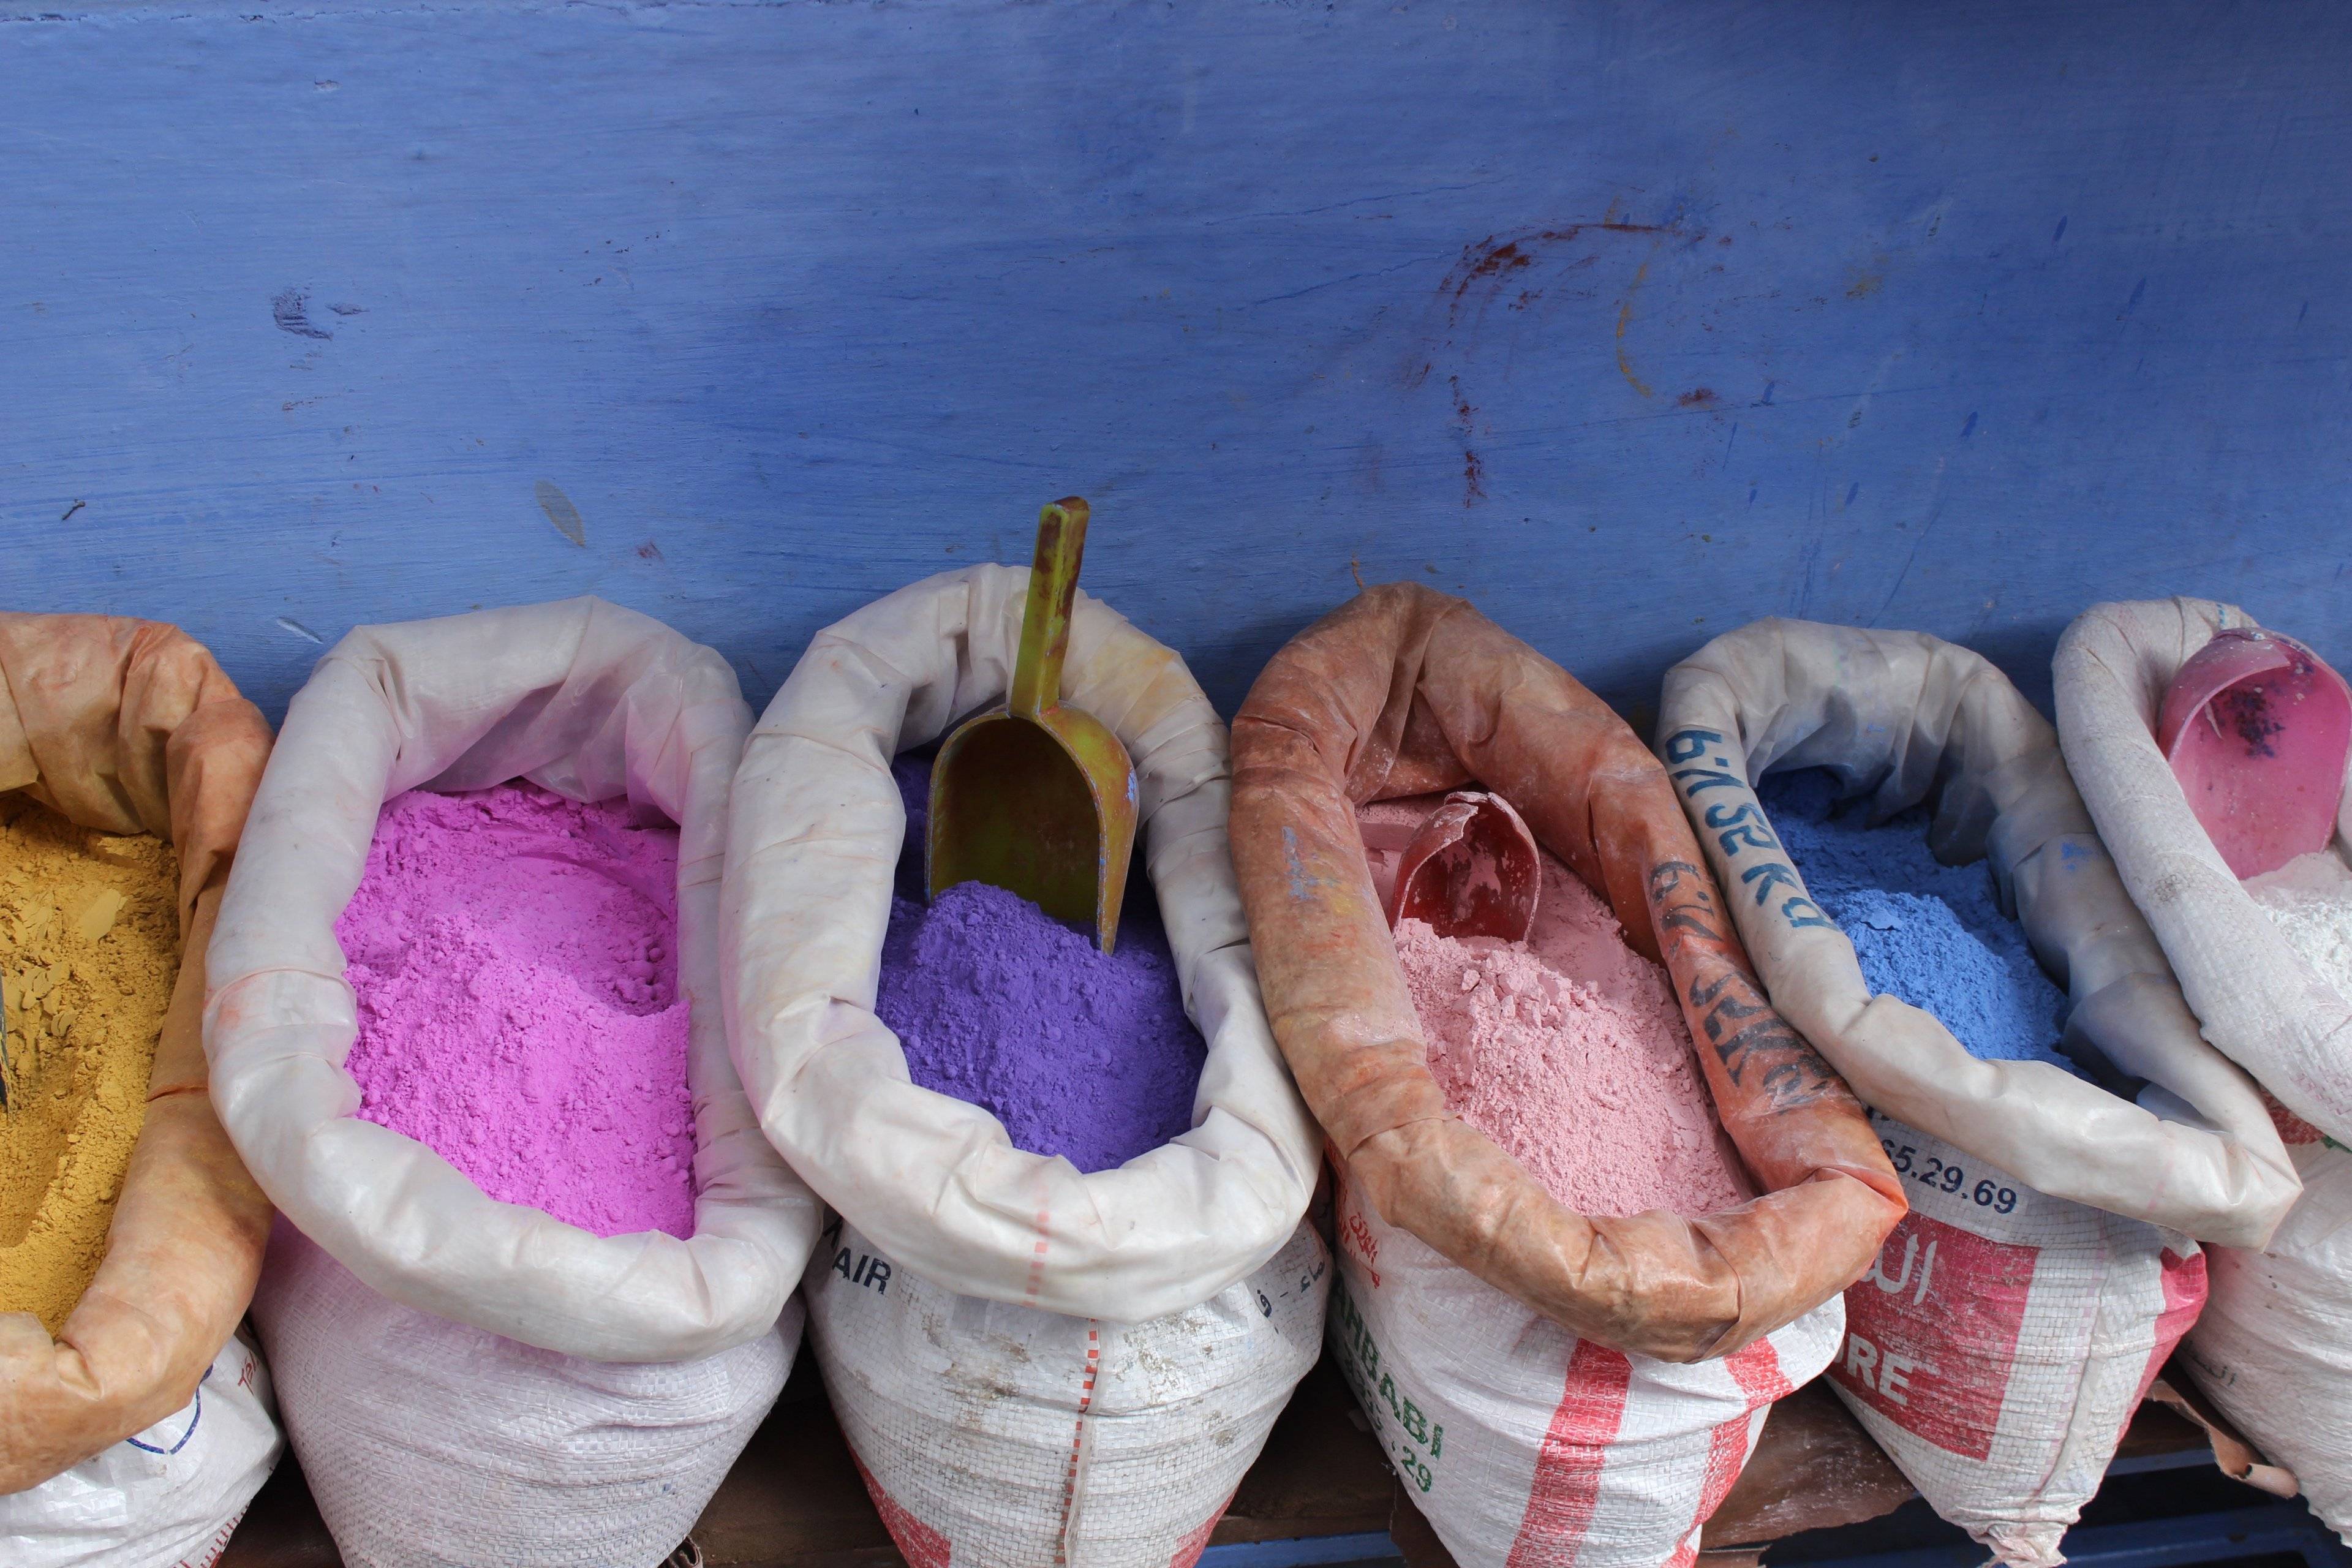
[0,796,179,1335]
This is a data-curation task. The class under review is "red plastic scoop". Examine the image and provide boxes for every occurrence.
[2156,627,2352,880]
[1385,790,1542,941]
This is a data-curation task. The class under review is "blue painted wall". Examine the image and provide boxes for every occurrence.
[3,0,2347,724]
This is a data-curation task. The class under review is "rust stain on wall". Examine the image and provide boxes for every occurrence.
[1615,257,1655,398]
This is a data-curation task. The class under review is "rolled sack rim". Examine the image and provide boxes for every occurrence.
[202,598,812,1361]
[1654,617,2297,1247]
[1229,584,1904,1363]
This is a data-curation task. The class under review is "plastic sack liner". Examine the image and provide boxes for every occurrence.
[1656,617,2295,1246]
[2056,597,2352,1544]
[723,564,1321,1317]
[0,615,279,1534]
[205,597,818,1361]
[1228,584,1905,1363]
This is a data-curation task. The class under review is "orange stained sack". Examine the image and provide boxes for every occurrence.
[0,615,275,1491]
[1228,586,1904,1362]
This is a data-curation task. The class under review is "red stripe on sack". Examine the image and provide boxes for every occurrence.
[1167,1491,1235,1568]
[1025,1206,1054,1305]
[2134,1248,2212,1406]
[849,1452,952,1568]
[1667,1339,1795,1568]
[176,1504,251,1568]
[1052,1324,1104,1566]
[2261,1091,2326,1147]
[1506,1338,1634,1568]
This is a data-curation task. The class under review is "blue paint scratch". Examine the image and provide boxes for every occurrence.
[1961,411,1978,440]
[1793,537,1821,617]
[1209,177,1507,225]
[1248,251,1454,307]
[274,617,323,643]
[2052,216,2068,244]
[1281,825,1311,901]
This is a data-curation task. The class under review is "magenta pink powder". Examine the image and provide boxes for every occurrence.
[335,783,698,1240]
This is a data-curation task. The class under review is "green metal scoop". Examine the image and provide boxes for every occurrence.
[927,497,1140,953]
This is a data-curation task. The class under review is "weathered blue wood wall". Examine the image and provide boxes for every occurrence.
[4,0,2347,723]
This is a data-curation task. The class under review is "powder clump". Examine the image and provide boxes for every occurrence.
[0,796,180,1335]
[876,755,1206,1174]
[337,783,697,1240]
[1761,770,2077,1072]
[1362,797,1752,1219]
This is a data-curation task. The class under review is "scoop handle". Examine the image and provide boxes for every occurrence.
[1010,497,1090,720]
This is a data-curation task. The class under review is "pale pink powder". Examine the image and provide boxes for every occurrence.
[1363,797,1752,1219]
[336,784,699,1240]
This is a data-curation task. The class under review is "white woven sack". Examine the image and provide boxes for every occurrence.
[1657,618,2294,1244]
[807,1214,1326,1568]
[204,599,822,1567]
[1828,1115,2204,1568]
[253,1227,797,1568]
[1656,619,2268,1565]
[2056,597,2352,1542]
[723,566,1325,1562]
[2184,1137,2352,1544]
[1327,1165,1842,1568]
[0,1330,279,1568]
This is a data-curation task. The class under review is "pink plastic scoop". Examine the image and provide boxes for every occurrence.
[2156,627,2352,880]
[1385,790,1542,941]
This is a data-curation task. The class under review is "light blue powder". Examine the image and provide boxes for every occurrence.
[1760,769,2079,1073]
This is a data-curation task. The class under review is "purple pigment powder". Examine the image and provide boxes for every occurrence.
[877,755,1205,1173]
[336,783,699,1239]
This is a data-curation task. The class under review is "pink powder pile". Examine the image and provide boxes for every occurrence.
[336,783,698,1240]
[1361,797,1752,1219]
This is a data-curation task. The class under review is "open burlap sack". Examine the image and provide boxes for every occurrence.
[1657,617,2293,1243]
[2055,597,2352,1140]
[1229,584,1904,1363]
[208,600,813,1568]
[2056,597,2352,1543]
[726,567,1325,1567]
[0,616,277,1493]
